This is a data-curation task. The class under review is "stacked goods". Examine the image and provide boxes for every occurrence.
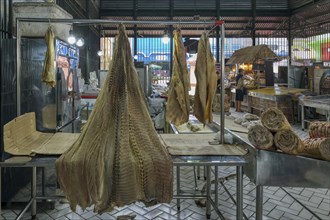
[248,108,330,161]
[274,129,303,155]
[166,29,190,125]
[301,138,326,158]
[301,121,330,161]
[248,124,274,150]
[308,121,330,138]
[248,107,303,155]
[260,107,291,132]
[56,24,173,213]
[319,139,330,160]
[41,26,56,87]
[194,32,217,125]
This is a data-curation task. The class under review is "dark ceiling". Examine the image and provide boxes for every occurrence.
[99,0,330,38]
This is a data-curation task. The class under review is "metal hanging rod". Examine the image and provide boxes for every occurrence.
[16,18,224,26]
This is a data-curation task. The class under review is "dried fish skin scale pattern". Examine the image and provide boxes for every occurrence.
[274,129,302,155]
[41,26,56,87]
[261,107,291,132]
[194,32,217,124]
[166,29,190,126]
[248,124,274,150]
[55,24,173,214]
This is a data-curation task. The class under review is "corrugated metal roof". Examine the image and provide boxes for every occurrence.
[289,0,314,9]
[174,0,216,10]
[101,0,133,10]
[138,0,170,10]
[99,0,328,38]
[220,0,251,10]
[256,0,288,10]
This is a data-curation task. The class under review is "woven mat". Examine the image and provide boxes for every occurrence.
[159,134,247,156]
[33,133,80,155]
[4,156,32,164]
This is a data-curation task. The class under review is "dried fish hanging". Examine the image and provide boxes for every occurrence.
[55,24,173,214]
[166,29,190,125]
[194,32,217,125]
[41,26,56,87]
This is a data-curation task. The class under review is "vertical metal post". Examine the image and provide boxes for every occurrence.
[169,0,174,77]
[176,166,180,210]
[31,166,37,217]
[288,16,292,88]
[256,185,263,220]
[133,0,137,57]
[215,0,220,63]
[206,166,211,219]
[220,24,225,143]
[0,167,2,215]
[252,0,256,46]
[16,18,21,116]
[236,166,243,220]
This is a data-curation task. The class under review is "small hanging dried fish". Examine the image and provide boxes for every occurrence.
[41,26,56,87]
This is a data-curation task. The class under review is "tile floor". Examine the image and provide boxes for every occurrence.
[1,109,329,220]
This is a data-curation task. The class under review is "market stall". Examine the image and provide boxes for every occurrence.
[248,87,307,121]
[226,45,281,112]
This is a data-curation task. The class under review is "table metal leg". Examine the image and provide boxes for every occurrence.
[176,166,180,210]
[206,166,211,219]
[193,166,198,190]
[256,185,263,220]
[31,167,37,218]
[214,166,218,207]
[236,166,243,220]
[301,104,305,130]
[41,168,45,196]
[197,165,200,179]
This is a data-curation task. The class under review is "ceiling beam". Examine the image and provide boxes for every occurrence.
[292,0,327,14]
[100,9,290,17]
[103,27,288,31]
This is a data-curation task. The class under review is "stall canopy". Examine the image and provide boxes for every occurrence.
[226,45,280,64]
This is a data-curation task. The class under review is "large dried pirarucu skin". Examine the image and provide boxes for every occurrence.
[55,24,173,214]
[166,29,190,125]
[194,32,217,125]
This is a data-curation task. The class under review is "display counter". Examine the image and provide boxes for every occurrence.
[230,87,306,121]
[299,95,330,130]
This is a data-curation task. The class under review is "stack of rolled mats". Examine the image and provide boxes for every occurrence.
[302,121,330,161]
[247,107,329,161]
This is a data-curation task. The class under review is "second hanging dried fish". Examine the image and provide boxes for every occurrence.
[166,29,190,126]
[194,32,217,125]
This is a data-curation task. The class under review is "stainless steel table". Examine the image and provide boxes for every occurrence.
[299,95,330,130]
[0,157,62,220]
[172,155,247,220]
[228,127,330,220]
